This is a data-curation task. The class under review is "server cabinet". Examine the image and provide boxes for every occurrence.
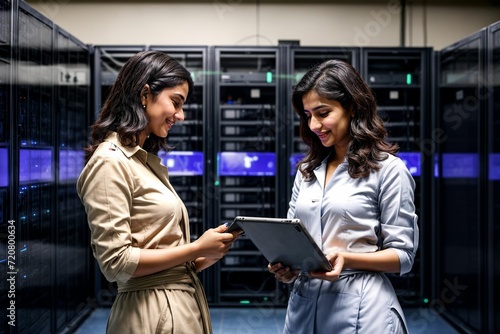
[487,21,500,334]
[436,30,487,333]
[0,2,92,333]
[93,45,210,303]
[361,47,433,306]
[15,3,56,332]
[53,26,91,332]
[0,0,9,145]
[93,45,147,117]
[0,0,12,332]
[212,46,286,306]
[284,46,360,216]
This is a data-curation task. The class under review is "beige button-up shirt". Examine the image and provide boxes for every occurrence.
[77,132,190,284]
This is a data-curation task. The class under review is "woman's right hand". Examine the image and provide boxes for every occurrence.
[268,262,299,284]
[193,225,236,260]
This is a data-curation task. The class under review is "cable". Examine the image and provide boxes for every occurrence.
[409,0,413,47]
[400,0,406,47]
[423,0,428,47]
[233,0,273,46]
[234,34,273,46]
[256,0,260,46]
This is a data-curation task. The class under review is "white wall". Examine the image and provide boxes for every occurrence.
[26,0,500,50]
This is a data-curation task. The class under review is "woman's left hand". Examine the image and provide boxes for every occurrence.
[308,252,344,282]
[268,262,299,284]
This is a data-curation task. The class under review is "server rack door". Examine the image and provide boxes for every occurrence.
[15,3,55,333]
[487,21,500,334]
[213,46,287,306]
[0,0,10,145]
[436,29,487,333]
[0,0,11,332]
[361,47,432,307]
[54,26,91,332]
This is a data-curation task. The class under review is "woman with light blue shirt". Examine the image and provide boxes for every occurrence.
[268,59,419,333]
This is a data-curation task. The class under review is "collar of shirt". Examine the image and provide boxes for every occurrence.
[105,131,149,164]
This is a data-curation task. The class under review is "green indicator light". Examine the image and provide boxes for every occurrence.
[263,297,268,301]
[266,72,273,83]
[215,152,220,186]
[423,298,429,304]
[240,300,250,304]
[406,73,412,85]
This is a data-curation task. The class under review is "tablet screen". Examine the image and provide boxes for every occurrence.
[230,216,332,272]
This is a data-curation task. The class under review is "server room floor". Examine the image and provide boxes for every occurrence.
[74,307,460,333]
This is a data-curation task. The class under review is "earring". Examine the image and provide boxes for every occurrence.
[142,105,146,109]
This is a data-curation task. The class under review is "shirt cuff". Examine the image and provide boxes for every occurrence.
[115,247,141,283]
[391,248,413,276]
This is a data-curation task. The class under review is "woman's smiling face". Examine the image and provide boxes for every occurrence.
[302,90,353,148]
[141,81,189,144]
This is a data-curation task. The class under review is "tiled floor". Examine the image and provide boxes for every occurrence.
[75,307,460,333]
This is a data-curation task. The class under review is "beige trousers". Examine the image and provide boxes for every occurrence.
[106,264,212,334]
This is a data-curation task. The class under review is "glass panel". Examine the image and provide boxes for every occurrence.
[438,33,484,332]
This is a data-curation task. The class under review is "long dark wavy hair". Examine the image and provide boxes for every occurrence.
[292,59,398,180]
[84,50,194,163]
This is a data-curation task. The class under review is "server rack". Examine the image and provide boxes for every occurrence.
[487,21,500,334]
[0,1,9,145]
[212,46,287,306]
[93,45,147,117]
[361,47,433,306]
[53,26,92,332]
[15,3,56,332]
[0,1,92,333]
[93,45,211,303]
[0,0,12,331]
[436,29,488,333]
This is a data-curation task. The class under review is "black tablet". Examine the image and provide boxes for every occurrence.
[226,216,333,272]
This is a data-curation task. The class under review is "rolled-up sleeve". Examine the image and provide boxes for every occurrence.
[77,155,140,283]
[287,170,303,219]
[378,159,419,275]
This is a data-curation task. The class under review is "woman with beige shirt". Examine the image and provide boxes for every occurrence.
[77,51,238,334]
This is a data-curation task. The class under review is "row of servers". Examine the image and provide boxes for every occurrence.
[91,37,500,332]
[0,0,499,332]
[434,23,500,333]
[0,1,92,334]
[92,45,432,308]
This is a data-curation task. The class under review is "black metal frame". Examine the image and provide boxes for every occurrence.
[434,28,488,333]
[1,1,93,333]
[362,47,433,308]
[211,45,286,306]
[486,20,500,334]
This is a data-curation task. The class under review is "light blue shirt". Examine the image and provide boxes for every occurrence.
[288,153,419,275]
